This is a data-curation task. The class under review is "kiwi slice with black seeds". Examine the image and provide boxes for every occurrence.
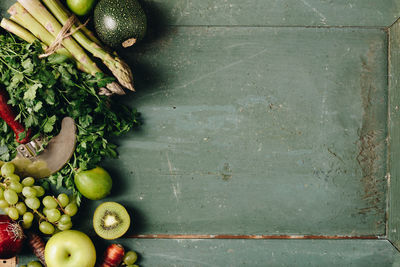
[93,202,131,239]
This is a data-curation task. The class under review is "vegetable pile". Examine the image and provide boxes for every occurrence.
[0,34,138,204]
[0,0,146,265]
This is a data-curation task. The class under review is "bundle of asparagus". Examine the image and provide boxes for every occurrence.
[0,0,135,96]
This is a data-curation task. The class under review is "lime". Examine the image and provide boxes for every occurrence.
[74,167,112,200]
[67,0,97,16]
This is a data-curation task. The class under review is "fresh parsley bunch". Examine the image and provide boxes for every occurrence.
[0,34,138,204]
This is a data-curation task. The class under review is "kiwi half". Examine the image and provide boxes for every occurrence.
[93,202,131,240]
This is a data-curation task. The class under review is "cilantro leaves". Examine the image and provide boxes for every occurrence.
[0,34,139,204]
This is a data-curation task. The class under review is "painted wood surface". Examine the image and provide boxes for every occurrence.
[2,1,399,27]
[17,239,400,267]
[388,18,400,250]
[0,0,399,265]
[141,0,400,27]
[75,26,389,236]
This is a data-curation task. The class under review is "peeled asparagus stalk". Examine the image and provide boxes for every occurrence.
[42,0,135,91]
[43,0,103,47]
[8,3,76,63]
[1,18,38,44]
[1,18,87,73]
[17,0,100,76]
[17,0,125,95]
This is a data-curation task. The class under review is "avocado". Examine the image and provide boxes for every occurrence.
[94,0,147,49]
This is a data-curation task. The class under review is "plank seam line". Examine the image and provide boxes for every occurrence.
[127,235,383,240]
[386,25,391,239]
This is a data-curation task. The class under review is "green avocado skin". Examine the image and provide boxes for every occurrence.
[74,167,112,200]
[94,0,147,49]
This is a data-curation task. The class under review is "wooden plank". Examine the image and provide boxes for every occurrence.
[0,0,399,27]
[142,0,399,27]
[388,19,400,250]
[74,27,389,236]
[0,257,17,267]
[17,239,400,266]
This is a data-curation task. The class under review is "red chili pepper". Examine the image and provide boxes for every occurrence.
[0,88,31,144]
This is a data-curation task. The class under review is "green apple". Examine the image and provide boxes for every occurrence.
[45,230,96,267]
[74,167,112,200]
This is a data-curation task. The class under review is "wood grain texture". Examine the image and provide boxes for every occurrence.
[141,0,400,27]
[0,257,16,267]
[0,0,398,264]
[1,0,399,27]
[72,27,389,236]
[129,234,380,240]
[17,239,400,267]
[388,19,400,250]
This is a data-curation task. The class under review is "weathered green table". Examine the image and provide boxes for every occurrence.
[3,0,400,266]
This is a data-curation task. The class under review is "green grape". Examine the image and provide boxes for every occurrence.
[123,251,138,265]
[19,265,27,267]
[42,196,57,209]
[7,207,19,220]
[42,207,48,216]
[59,214,71,224]
[9,181,23,193]
[64,203,78,216]
[57,193,69,207]
[46,209,61,223]
[15,202,27,215]
[57,222,72,231]
[0,199,8,209]
[27,261,43,267]
[1,162,15,177]
[7,174,20,182]
[4,189,18,205]
[0,187,4,199]
[23,212,34,224]
[22,221,32,229]
[32,186,45,197]
[3,207,10,214]
[22,187,37,198]
[39,221,55,235]
[25,197,40,210]
[127,265,139,267]
[22,177,35,187]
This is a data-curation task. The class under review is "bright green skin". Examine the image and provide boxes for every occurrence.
[94,0,147,49]
[74,167,112,200]
[45,230,96,267]
[27,262,42,267]
[67,0,97,16]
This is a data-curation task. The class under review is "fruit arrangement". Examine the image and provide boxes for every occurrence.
[0,162,77,234]
[0,0,147,266]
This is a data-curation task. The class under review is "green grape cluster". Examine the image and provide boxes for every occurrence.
[123,251,139,267]
[0,162,78,235]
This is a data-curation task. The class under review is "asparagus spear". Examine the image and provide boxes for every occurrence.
[17,0,100,76]
[8,3,74,61]
[42,0,135,91]
[17,0,125,95]
[1,18,38,44]
[1,18,88,73]
[43,0,103,47]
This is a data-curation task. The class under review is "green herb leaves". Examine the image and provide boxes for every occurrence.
[0,34,138,203]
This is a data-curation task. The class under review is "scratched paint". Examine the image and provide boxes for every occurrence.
[135,0,400,27]
[79,27,389,236]
[1,0,399,264]
[388,20,400,250]
[357,40,388,218]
